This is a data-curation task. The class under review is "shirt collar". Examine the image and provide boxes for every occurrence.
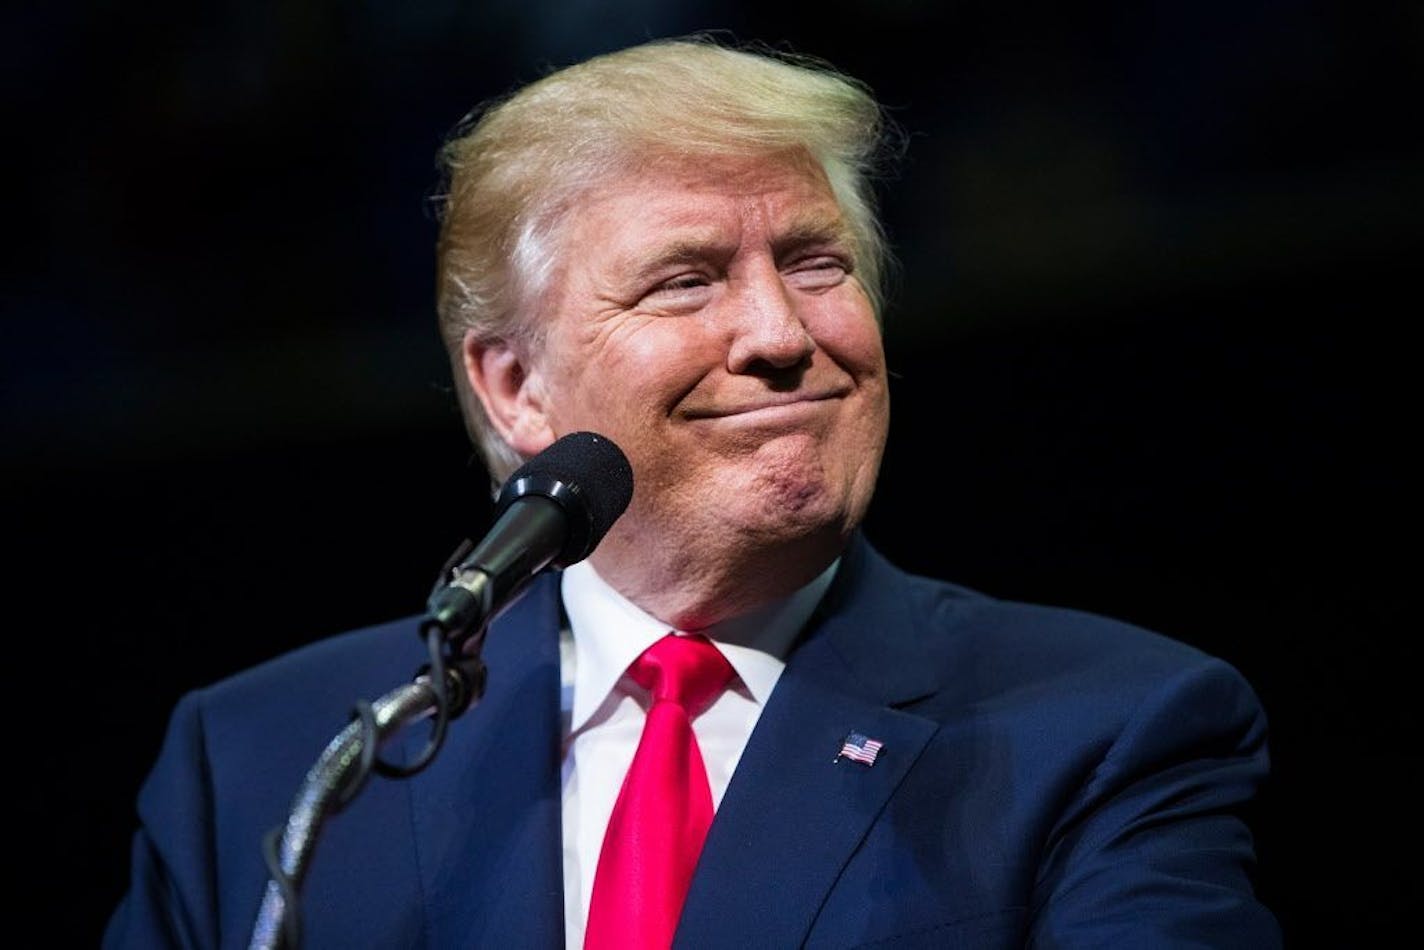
[560,558,839,733]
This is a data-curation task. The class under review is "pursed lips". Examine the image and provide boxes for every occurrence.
[680,389,850,420]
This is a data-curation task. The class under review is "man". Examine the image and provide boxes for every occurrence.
[106,37,1280,948]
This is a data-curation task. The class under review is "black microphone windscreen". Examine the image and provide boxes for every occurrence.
[495,431,635,564]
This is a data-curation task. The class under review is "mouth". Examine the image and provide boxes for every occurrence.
[682,390,848,422]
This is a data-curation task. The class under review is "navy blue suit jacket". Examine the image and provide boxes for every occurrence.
[105,536,1280,948]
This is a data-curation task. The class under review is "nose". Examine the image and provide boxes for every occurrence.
[725,260,815,375]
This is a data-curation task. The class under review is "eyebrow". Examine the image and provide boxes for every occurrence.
[619,213,855,286]
[623,235,737,286]
[769,215,855,260]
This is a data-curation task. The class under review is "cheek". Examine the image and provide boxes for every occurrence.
[844,325,887,377]
[620,319,727,399]
[808,300,886,379]
[547,321,709,430]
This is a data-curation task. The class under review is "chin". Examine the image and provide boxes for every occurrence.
[702,440,874,540]
[731,479,857,547]
[756,441,871,513]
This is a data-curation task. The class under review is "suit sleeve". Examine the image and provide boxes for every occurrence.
[1027,657,1281,948]
[104,691,222,950]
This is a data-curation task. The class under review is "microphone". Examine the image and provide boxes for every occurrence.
[424,431,634,646]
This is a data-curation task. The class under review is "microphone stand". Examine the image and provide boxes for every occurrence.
[243,431,634,948]
[248,537,491,950]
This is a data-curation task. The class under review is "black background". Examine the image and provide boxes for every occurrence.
[6,2,1416,945]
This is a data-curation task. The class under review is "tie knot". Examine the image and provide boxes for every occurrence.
[629,634,734,717]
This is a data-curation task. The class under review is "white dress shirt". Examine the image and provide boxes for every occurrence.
[558,558,839,950]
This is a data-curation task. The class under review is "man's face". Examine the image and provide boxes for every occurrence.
[508,151,889,597]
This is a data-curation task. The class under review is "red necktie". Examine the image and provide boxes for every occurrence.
[584,633,734,950]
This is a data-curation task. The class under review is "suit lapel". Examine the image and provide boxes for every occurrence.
[676,538,943,947]
[405,574,566,949]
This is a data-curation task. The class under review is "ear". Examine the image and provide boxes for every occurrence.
[461,331,557,457]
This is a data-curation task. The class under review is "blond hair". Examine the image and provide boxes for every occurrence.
[434,35,895,481]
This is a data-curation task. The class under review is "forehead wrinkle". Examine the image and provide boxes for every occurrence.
[573,158,852,295]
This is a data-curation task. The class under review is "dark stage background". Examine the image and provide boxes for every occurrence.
[7,2,1416,945]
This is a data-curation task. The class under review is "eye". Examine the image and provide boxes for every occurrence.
[785,255,850,290]
[656,274,711,292]
[640,272,715,311]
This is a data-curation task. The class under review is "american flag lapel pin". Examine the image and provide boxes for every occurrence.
[834,732,884,767]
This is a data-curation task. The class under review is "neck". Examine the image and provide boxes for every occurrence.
[588,524,850,630]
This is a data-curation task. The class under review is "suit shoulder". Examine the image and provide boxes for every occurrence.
[160,616,431,757]
[871,552,1252,712]
[882,552,1198,658]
